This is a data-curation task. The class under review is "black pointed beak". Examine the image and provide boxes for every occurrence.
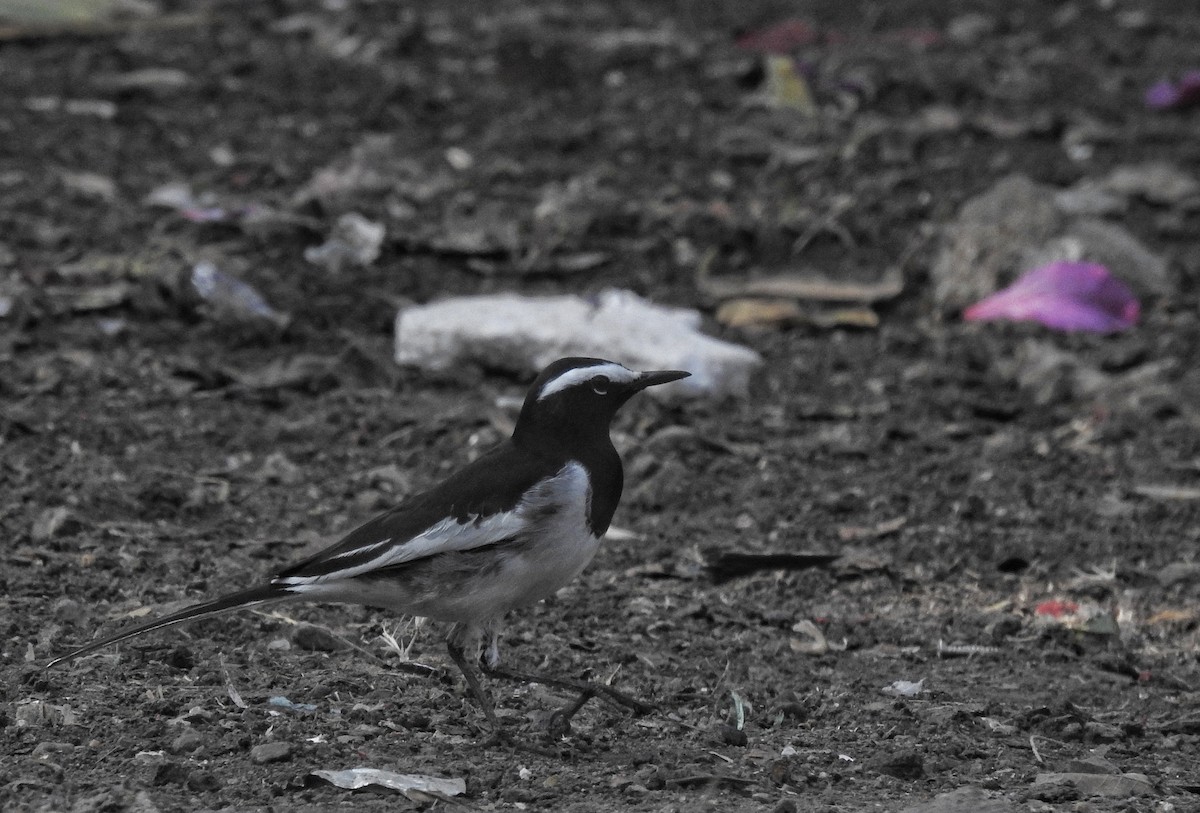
[633,369,691,390]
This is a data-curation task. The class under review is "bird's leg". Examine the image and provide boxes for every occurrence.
[484,626,501,670]
[444,623,498,730]
[481,661,655,719]
[546,685,599,739]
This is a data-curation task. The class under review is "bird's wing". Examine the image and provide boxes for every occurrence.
[273,442,566,586]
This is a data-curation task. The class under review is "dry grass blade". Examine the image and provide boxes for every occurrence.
[698,260,904,304]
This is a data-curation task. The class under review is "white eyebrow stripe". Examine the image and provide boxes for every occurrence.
[536,362,637,401]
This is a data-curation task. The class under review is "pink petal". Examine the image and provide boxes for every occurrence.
[1036,599,1079,618]
[736,19,820,53]
[962,261,1139,333]
[1145,69,1200,110]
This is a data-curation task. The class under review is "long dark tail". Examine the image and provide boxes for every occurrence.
[45,583,293,669]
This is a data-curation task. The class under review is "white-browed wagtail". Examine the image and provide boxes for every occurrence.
[47,357,689,728]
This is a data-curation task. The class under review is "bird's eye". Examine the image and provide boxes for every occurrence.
[591,376,610,395]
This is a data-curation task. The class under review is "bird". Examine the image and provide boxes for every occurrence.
[47,357,690,728]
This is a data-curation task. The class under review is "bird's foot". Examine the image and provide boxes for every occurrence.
[546,687,599,739]
[479,726,564,757]
[482,663,655,717]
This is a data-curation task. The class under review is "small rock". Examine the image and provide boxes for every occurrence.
[52,597,85,625]
[1004,340,1108,407]
[250,741,293,764]
[99,68,190,94]
[60,171,117,201]
[151,761,190,786]
[1158,562,1200,587]
[365,463,411,493]
[293,624,344,652]
[179,706,213,724]
[931,175,1064,312]
[256,451,302,485]
[1083,721,1123,742]
[719,724,748,746]
[869,748,924,780]
[32,741,76,759]
[186,770,221,793]
[1102,162,1200,206]
[1032,771,1153,797]
[14,701,75,727]
[131,790,162,813]
[1054,180,1126,217]
[1062,754,1119,775]
[169,729,205,755]
[769,757,801,785]
[900,786,1018,813]
[162,646,195,671]
[946,13,996,44]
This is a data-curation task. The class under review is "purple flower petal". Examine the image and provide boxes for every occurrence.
[1145,69,1200,110]
[963,261,1139,333]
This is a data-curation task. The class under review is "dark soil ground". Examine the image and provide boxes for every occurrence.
[3,1,1200,811]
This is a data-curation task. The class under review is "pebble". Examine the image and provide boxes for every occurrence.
[1032,771,1153,798]
[718,724,748,747]
[293,624,344,652]
[15,701,74,727]
[250,741,293,764]
[169,729,205,754]
[869,748,925,780]
[898,787,1018,812]
[187,770,222,793]
[52,598,85,625]
[32,741,76,758]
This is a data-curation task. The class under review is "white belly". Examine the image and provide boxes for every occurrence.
[306,460,604,624]
[441,460,601,619]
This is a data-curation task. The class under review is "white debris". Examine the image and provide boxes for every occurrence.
[881,678,925,698]
[304,212,385,272]
[310,768,466,799]
[394,289,762,399]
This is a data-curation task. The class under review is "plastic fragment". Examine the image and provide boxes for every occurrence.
[730,691,746,731]
[268,696,318,712]
[310,767,466,799]
[881,679,925,697]
[191,262,288,327]
[394,289,761,399]
[304,212,385,272]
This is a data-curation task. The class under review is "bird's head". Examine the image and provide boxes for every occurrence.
[513,357,689,449]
